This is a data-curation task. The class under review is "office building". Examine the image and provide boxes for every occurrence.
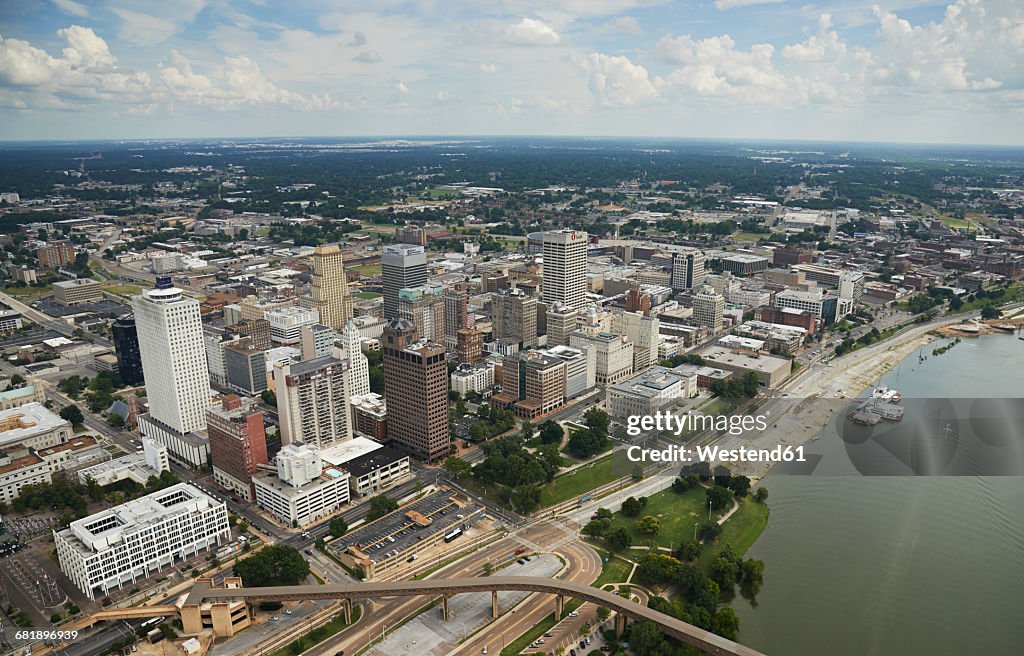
[670,248,706,291]
[266,306,320,345]
[774,288,841,324]
[700,346,793,389]
[450,362,495,397]
[319,436,411,497]
[456,327,483,364]
[611,310,660,373]
[545,304,579,348]
[231,318,272,351]
[351,393,388,441]
[53,278,101,306]
[300,324,336,361]
[382,244,427,320]
[542,230,588,310]
[398,284,445,344]
[493,350,566,420]
[382,319,449,463]
[443,285,472,352]
[224,338,267,396]
[607,366,698,418]
[253,442,351,528]
[112,314,144,386]
[37,241,76,268]
[132,278,209,436]
[722,253,770,276]
[54,483,230,600]
[773,247,814,266]
[207,396,268,502]
[755,305,818,333]
[0,450,51,504]
[338,320,370,400]
[0,307,21,334]
[491,288,538,349]
[309,244,355,331]
[394,225,427,246]
[693,285,725,334]
[569,332,633,386]
[274,355,353,448]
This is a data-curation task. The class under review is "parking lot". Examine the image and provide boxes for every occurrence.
[331,490,481,569]
[2,515,59,539]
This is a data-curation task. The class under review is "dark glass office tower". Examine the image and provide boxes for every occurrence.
[112,314,145,386]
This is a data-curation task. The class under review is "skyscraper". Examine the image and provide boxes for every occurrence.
[542,230,588,310]
[207,395,268,501]
[309,244,355,331]
[693,285,725,334]
[443,284,472,352]
[132,277,209,436]
[397,285,445,344]
[671,248,706,291]
[111,314,144,386]
[274,355,353,448]
[545,303,579,348]
[382,318,449,463]
[382,244,428,320]
[491,288,538,349]
[338,320,370,399]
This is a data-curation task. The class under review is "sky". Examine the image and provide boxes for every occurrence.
[0,0,1022,144]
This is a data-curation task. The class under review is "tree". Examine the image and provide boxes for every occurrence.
[671,476,691,494]
[443,456,472,481]
[710,553,740,588]
[582,519,610,538]
[980,305,1000,320]
[606,526,632,551]
[754,486,769,504]
[233,546,309,587]
[698,521,722,543]
[635,515,661,536]
[261,389,277,407]
[583,406,611,436]
[565,426,608,459]
[706,484,732,511]
[108,413,125,429]
[712,607,740,640]
[676,540,702,562]
[621,496,643,517]
[727,475,751,498]
[519,420,535,441]
[328,517,348,538]
[59,405,84,426]
[366,495,398,521]
[538,420,563,445]
[596,606,610,622]
[509,485,541,513]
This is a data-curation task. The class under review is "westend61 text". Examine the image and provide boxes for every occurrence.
[626,444,807,464]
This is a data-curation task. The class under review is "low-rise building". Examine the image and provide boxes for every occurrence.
[253,442,351,527]
[700,346,792,389]
[351,393,387,441]
[450,362,495,397]
[0,384,45,411]
[53,278,102,306]
[76,439,169,487]
[54,483,230,600]
[0,402,72,451]
[0,449,51,504]
[607,366,698,418]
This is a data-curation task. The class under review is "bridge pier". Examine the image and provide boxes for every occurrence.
[442,595,450,621]
[491,590,499,620]
[555,594,564,621]
[615,612,626,638]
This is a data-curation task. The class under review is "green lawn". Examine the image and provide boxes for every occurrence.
[733,231,769,242]
[696,497,770,569]
[103,284,143,297]
[2,285,51,299]
[938,215,973,229]
[591,550,633,588]
[538,456,618,508]
[350,264,381,276]
[502,612,558,655]
[353,292,382,299]
[604,485,708,550]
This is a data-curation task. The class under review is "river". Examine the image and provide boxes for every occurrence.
[733,333,1024,655]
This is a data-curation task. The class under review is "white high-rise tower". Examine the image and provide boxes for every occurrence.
[132,277,209,435]
[338,320,370,398]
[542,230,588,310]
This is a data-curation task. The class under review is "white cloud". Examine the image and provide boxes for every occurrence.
[714,0,784,9]
[346,31,367,47]
[58,25,116,69]
[352,50,383,63]
[656,34,785,99]
[480,63,498,73]
[576,52,661,106]
[109,0,209,44]
[393,79,410,94]
[504,18,561,46]
[51,0,89,18]
[595,16,643,36]
[782,14,847,62]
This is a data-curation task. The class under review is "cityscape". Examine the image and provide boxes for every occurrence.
[1,2,1024,656]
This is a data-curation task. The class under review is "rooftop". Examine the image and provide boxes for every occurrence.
[0,402,69,448]
[319,436,385,468]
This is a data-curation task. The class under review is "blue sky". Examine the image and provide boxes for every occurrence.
[0,0,1021,144]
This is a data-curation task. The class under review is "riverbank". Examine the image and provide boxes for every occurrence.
[732,320,950,480]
